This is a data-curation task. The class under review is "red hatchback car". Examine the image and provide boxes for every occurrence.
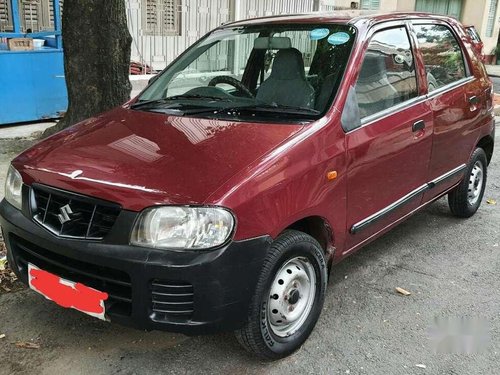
[1,12,495,359]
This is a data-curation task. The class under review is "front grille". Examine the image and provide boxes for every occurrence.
[150,280,194,322]
[31,185,121,240]
[11,235,132,317]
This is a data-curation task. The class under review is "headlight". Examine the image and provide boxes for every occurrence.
[130,206,235,250]
[5,165,23,210]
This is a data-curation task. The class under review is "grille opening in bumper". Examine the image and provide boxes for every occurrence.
[11,235,132,317]
[150,280,194,322]
[31,184,121,240]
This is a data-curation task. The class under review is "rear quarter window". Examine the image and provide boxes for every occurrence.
[413,24,467,93]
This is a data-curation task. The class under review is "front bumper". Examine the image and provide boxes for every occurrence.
[0,199,271,335]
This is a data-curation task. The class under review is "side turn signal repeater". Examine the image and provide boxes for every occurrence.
[327,171,338,181]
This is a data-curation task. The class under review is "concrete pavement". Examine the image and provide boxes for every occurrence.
[486,64,500,77]
[0,74,149,141]
[0,122,55,141]
[130,74,152,98]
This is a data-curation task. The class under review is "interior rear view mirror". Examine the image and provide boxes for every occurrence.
[254,37,292,50]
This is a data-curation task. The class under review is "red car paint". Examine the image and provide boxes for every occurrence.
[15,108,302,211]
[465,25,485,60]
[12,12,495,266]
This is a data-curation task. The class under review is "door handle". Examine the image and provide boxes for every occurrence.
[468,96,480,105]
[412,120,425,132]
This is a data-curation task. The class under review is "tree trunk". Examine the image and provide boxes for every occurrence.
[44,0,132,136]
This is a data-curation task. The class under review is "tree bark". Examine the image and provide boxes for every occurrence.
[44,0,132,136]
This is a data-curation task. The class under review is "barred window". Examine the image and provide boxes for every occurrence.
[0,0,13,32]
[143,0,181,36]
[486,0,498,37]
[360,0,380,10]
[22,0,40,31]
[0,0,63,33]
[48,0,64,29]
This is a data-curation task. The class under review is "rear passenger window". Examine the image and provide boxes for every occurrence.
[414,24,467,92]
[355,27,418,119]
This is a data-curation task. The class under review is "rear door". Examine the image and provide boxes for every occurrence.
[344,24,433,252]
[412,22,485,203]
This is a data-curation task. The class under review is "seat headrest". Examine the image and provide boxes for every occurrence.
[270,48,306,80]
[358,52,387,82]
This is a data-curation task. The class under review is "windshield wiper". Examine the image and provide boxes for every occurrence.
[130,95,229,110]
[130,98,320,119]
[130,98,171,110]
[165,94,228,101]
[213,103,320,117]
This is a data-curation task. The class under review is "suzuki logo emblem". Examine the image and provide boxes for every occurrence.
[57,204,74,224]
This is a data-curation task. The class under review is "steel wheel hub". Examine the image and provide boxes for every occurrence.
[267,257,316,338]
[468,161,484,205]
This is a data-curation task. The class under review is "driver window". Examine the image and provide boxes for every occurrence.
[355,27,418,119]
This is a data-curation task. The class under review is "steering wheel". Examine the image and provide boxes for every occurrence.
[208,76,254,98]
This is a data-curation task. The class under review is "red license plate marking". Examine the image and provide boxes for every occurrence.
[28,263,108,321]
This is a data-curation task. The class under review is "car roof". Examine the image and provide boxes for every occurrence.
[224,11,458,28]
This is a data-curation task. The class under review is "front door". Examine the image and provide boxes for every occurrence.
[344,25,433,252]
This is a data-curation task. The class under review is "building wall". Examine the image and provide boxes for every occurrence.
[126,0,236,71]
[333,0,400,9]
[127,0,317,70]
[126,0,500,70]
[382,0,399,10]
[461,0,487,28]
[319,0,500,54]
[471,0,500,54]
[396,0,416,11]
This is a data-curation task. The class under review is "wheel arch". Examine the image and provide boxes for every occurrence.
[476,134,494,165]
[280,216,336,266]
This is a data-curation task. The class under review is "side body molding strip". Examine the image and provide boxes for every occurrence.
[350,164,467,234]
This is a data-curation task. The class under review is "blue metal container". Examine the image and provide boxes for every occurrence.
[0,0,67,126]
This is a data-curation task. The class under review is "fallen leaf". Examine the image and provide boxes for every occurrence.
[486,199,497,205]
[0,334,5,339]
[15,342,40,349]
[0,256,7,271]
[396,287,411,296]
[416,364,427,369]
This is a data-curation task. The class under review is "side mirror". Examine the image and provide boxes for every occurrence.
[393,54,405,65]
[341,86,361,132]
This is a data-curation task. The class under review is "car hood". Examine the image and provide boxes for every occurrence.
[14,107,303,211]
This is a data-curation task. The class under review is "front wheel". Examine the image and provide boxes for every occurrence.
[448,147,488,218]
[235,230,327,359]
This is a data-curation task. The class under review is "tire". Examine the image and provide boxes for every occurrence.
[235,230,328,360]
[448,147,488,218]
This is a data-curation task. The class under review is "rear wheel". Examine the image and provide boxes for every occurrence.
[235,230,327,359]
[448,148,488,218]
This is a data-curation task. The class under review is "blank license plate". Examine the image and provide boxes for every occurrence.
[28,263,108,321]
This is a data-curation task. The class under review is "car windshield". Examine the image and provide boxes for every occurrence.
[135,23,356,122]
